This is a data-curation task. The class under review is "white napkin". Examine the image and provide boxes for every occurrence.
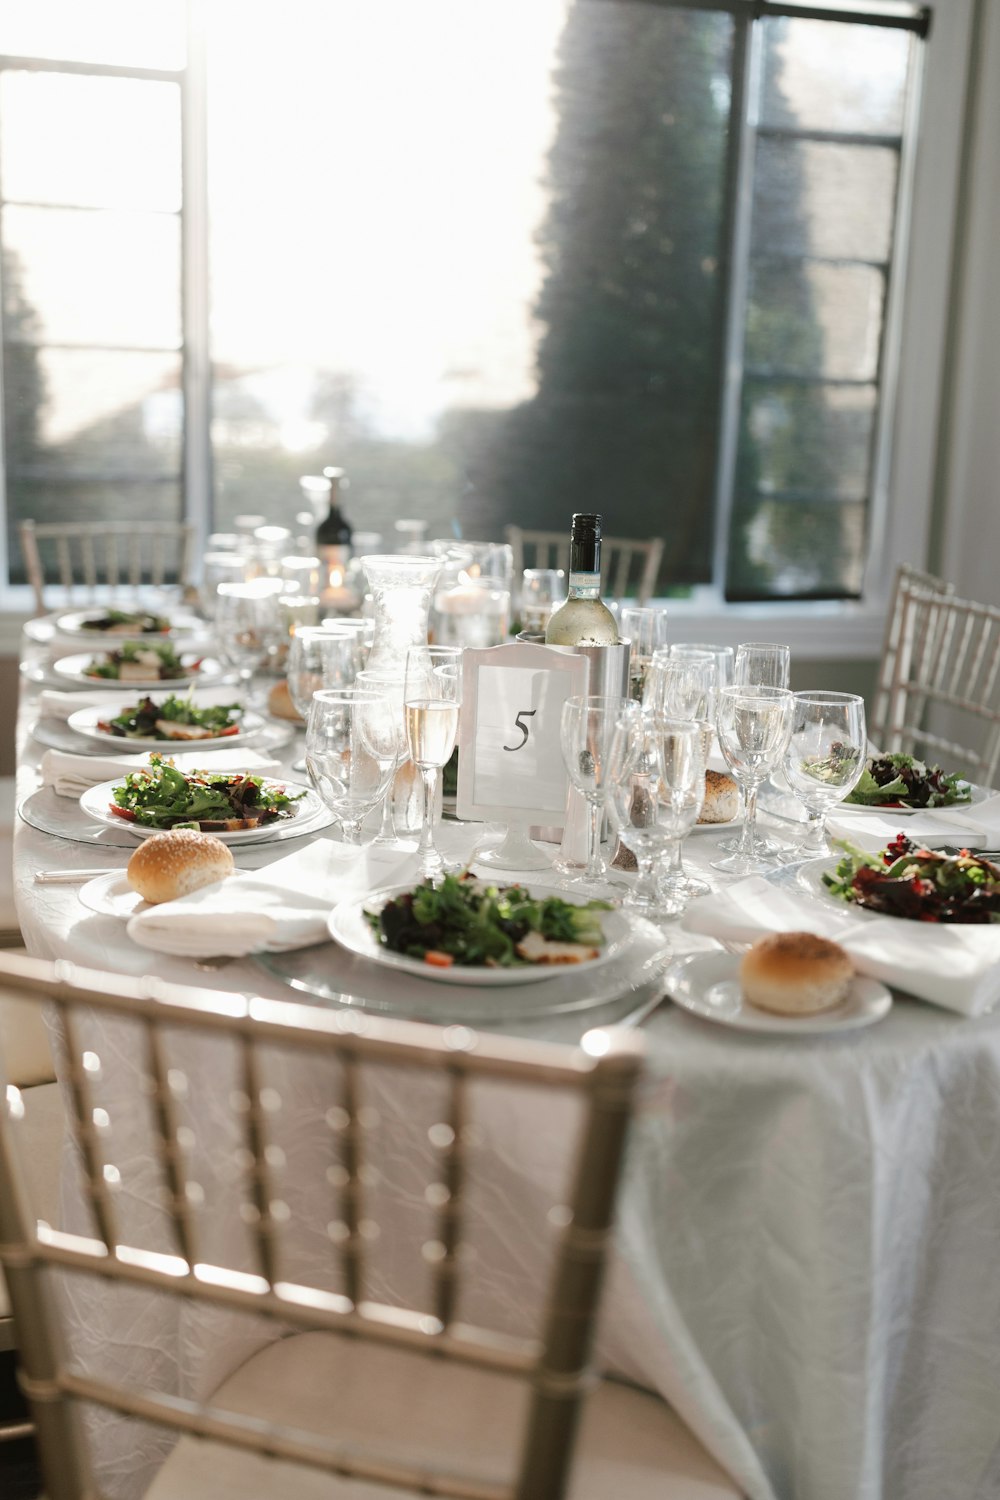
[40,747,284,798]
[126,839,419,958]
[828,793,1000,852]
[683,877,1000,1017]
[38,689,121,721]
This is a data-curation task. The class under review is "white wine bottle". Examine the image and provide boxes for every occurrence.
[544,513,619,646]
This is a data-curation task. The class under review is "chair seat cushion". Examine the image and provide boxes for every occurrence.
[146,1330,741,1499]
[0,1081,65,1322]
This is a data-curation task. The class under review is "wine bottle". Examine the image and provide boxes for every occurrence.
[544,513,619,646]
[316,467,353,570]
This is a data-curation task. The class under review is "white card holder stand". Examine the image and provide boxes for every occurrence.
[456,642,590,872]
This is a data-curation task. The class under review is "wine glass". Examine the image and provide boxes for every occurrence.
[356,668,408,845]
[305,687,399,846]
[619,606,670,700]
[734,642,791,689]
[783,692,867,856]
[643,655,717,895]
[669,642,734,688]
[520,568,564,635]
[712,685,794,875]
[559,696,639,896]
[654,717,707,914]
[214,578,285,707]
[404,646,463,879]
[287,627,361,769]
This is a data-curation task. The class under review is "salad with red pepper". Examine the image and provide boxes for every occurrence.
[823,835,1000,923]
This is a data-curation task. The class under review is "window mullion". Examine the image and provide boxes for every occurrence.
[180,0,211,564]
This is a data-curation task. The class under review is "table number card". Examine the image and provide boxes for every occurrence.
[456,642,588,828]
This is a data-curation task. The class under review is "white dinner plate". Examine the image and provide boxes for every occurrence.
[79,775,327,845]
[665,951,892,1034]
[329,883,634,987]
[835,782,988,817]
[53,608,200,641]
[78,869,244,919]
[53,651,229,692]
[67,700,264,753]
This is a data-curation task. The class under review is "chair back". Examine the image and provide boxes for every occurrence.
[18,520,196,615]
[869,563,954,749]
[880,585,1000,783]
[0,952,643,1500]
[505,526,663,605]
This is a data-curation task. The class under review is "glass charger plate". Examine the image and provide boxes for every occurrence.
[665,951,892,1034]
[254,915,673,1025]
[52,608,202,641]
[52,652,231,691]
[31,716,296,757]
[79,777,330,845]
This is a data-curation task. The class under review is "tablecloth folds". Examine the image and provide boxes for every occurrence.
[126,839,417,958]
[40,747,283,798]
[683,876,1000,1016]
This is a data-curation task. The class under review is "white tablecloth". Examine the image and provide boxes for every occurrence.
[12,624,1000,1500]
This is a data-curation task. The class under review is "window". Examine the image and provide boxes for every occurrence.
[0,0,966,630]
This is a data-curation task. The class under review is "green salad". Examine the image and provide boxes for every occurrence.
[823,835,1000,924]
[85,640,192,680]
[109,755,305,830]
[97,694,242,740]
[80,609,171,634]
[365,874,611,968]
[844,752,972,808]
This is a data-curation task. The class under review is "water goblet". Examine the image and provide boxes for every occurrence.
[669,642,735,688]
[305,687,399,846]
[214,578,285,708]
[620,606,670,700]
[734,642,791,689]
[711,685,794,875]
[559,696,639,897]
[404,646,463,880]
[783,692,867,856]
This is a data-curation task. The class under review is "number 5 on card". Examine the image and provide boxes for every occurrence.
[456,643,589,825]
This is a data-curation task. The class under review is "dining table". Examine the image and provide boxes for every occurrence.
[11,613,1000,1500]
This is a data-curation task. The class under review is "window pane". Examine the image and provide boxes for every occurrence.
[7,479,183,586]
[752,139,898,262]
[0,0,185,70]
[726,497,867,600]
[3,344,182,474]
[747,260,885,381]
[207,0,733,587]
[3,206,181,348]
[0,72,181,212]
[761,19,911,134]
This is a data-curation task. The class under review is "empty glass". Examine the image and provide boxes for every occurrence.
[214,578,285,706]
[404,646,463,879]
[559,696,639,896]
[712,685,794,875]
[734,642,791,689]
[783,692,867,856]
[620,606,670,700]
[520,568,565,635]
[355,668,408,845]
[305,687,399,846]
[669,642,735,688]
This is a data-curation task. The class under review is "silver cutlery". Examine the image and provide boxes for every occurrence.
[34,868,123,884]
[616,989,671,1029]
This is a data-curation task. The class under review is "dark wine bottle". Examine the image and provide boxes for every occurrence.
[316,467,353,570]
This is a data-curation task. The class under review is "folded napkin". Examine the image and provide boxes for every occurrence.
[683,877,1000,1017]
[38,689,121,722]
[41,747,284,798]
[126,839,419,959]
[828,792,1000,852]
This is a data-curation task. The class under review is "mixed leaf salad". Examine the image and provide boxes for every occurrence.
[823,835,1000,924]
[365,874,611,968]
[79,609,172,634]
[85,641,195,682]
[96,694,242,741]
[109,754,305,830]
[844,752,972,809]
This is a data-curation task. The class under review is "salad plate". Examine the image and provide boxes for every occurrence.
[835,783,988,818]
[53,608,201,641]
[80,773,328,845]
[665,951,892,1034]
[67,698,265,752]
[31,715,296,758]
[53,650,229,691]
[329,882,634,987]
[794,844,1000,924]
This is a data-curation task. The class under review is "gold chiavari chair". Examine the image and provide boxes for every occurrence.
[18,520,196,616]
[0,952,741,1500]
[869,564,954,751]
[505,527,664,606]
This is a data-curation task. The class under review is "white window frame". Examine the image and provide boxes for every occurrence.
[0,0,976,657]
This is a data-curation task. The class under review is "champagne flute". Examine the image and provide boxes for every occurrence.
[214,578,285,708]
[734,642,791,689]
[783,692,867,856]
[356,668,408,845]
[654,717,706,914]
[559,696,639,896]
[712,685,794,875]
[305,687,399,845]
[404,646,463,879]
[643,655,717,897]
[619,606,670,700]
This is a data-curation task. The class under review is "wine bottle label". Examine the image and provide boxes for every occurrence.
[568,571,601,592]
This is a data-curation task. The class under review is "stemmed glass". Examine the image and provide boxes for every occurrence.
[669,642,734,688]
[404,646,463,879]
[520,568,564,635]
[712,685,794,875]
[734,642,790,689]
[305,687,399,846]
[783,692,867,856]
[559,696,638,896]
[287,627,361,770]
[609,712,702,919]
[655,717,707,914]
[356,668,408,845]
[643,655,717,898]
[214,578,285,707]
[620,606,670,700]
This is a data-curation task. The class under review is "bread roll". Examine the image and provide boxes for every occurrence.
[268,679,304,723]
[698,768,738,824]
[740,932,853,1016]
[127,829,235,905]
